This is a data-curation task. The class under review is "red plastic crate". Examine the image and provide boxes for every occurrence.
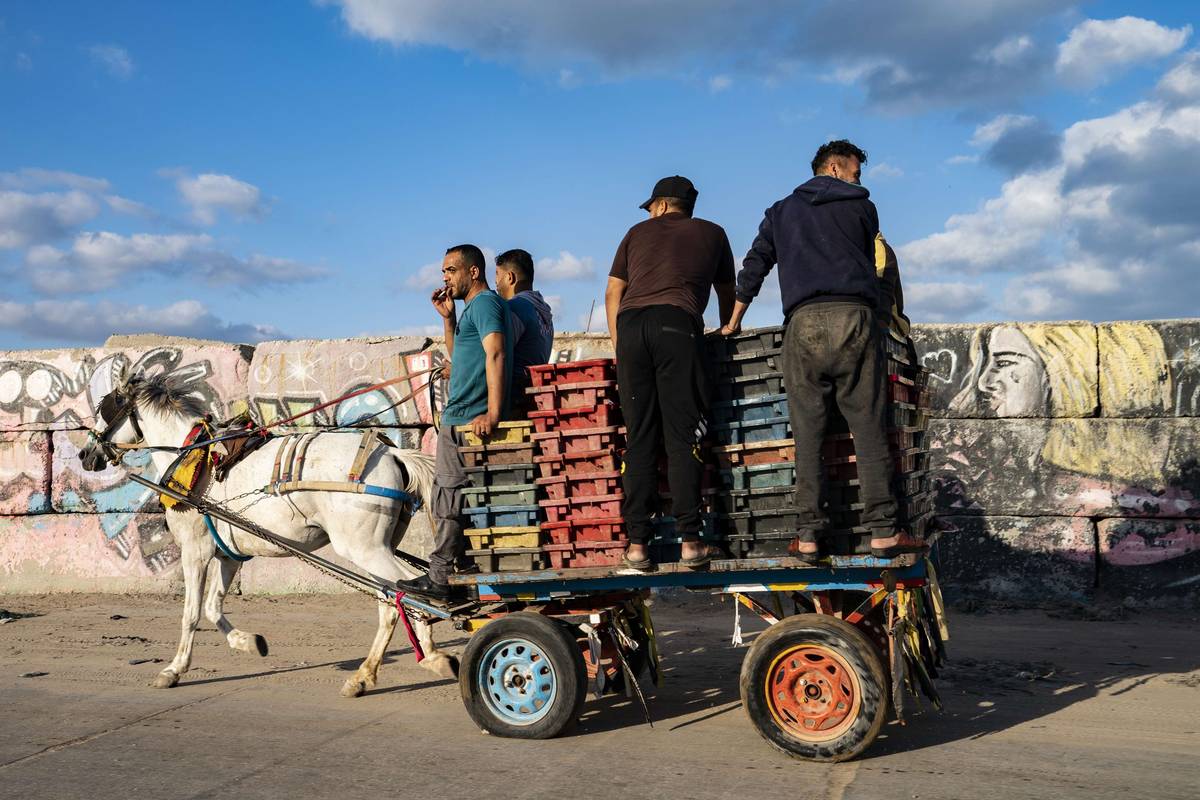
[532,425,625,456]
[540,516,626,545]
[539,493,623,523]
[527,380,619,412]
[554,359,616,385]
[527,363,558,388]
[544,540,626,569]
[536,471,622,500]
[527,401,621,434]
[534,449,623,479]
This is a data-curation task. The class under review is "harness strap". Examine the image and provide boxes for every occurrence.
[268,479,421,508]
[204,514,253,562]
[394,592,426,662]
[293,432,317,482]
[348,429,377,483]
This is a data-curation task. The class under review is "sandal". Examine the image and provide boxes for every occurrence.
[680,543,721,569]
[618,552,654,573]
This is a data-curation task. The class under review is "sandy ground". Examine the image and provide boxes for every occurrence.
[1,593,1198,800]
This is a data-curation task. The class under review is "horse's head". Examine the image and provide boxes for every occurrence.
[80,370,208,471]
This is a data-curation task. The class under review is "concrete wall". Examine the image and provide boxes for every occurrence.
[1,325,1196,604]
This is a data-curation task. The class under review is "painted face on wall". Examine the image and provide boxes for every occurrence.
[977,325,1049,416]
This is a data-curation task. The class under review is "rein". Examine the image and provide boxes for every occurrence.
[89,366,441,459]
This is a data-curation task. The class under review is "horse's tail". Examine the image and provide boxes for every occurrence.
[388,447,437,535]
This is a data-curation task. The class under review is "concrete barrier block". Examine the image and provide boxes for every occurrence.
[930,418,1200,517]
[51,430,162,513]
[1097,518,1200,597]
[1099,320,1200,418]
[936,516,1095,601]
[248,338,442,427]
[0,341,253,431]
[0,512,180,592]
[0,432,52,514]
[911,322,1097,418]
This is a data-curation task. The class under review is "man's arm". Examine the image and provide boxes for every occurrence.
[715,282,736,327]
[721,210,777,335]
[470,331,506,438]
[875,232,910,335]
[432,288,457,358]
[714,229,736,327]
[605,276,627,351]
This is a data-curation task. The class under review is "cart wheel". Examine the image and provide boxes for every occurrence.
[460,612,587,739]
[740,613,887,762]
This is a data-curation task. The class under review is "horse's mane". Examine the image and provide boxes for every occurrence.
[127,374,209,419]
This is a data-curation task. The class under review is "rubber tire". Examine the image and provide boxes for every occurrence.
[460,612,588,739]
[739,613,887,762]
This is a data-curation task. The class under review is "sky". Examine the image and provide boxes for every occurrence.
[1,0,1197,349]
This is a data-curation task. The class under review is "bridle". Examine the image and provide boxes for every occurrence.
[89,387,147,465]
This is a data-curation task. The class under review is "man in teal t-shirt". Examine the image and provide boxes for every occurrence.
[396,243,512,600]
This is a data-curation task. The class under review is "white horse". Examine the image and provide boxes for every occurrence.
[78,370,458,696]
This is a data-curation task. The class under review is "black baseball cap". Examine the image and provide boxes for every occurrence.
[639,175,699,210]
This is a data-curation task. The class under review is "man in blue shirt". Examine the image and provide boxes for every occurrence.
[396,243,513,600]
[494,248,555,404]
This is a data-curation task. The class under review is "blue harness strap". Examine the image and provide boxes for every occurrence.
[362,484,422,509]
[205,514,253,562]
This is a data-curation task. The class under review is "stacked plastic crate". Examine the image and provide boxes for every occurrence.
[702,326,799,558]
[458,421,543,571]
[704,325,934,558]
[527,360,628,569]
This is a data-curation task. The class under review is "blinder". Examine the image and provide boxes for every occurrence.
[92,387,145,464]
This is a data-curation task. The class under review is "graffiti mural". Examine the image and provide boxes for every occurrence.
[0,343,251,580]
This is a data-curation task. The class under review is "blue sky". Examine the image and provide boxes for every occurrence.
[1,1,1198,348]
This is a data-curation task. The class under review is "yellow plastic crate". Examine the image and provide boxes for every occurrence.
[465,525,542,550]
[457,421,533,446]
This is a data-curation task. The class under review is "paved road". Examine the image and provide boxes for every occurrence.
[1,594,1197,800]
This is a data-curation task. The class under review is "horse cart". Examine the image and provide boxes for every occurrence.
[132,474,946,763]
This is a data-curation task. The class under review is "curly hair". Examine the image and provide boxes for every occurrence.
[811,139,868,175]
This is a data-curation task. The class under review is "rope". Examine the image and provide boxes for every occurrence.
[394,593,427,662]
[204,514,253,562]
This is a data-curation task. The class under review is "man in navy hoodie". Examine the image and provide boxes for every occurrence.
[722,140,922,561]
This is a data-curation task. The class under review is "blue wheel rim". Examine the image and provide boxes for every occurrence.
[478,636,558,726]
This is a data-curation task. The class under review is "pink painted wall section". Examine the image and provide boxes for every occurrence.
[0,343,253,431]
[248,337,441,427]
[0,513,180,592]
[1098,519,1200,567]
[0,431,52,514]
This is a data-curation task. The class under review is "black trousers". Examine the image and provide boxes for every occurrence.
[782,302,897,540]
[616,305,708,545]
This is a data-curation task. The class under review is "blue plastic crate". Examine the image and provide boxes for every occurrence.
[710,393,789,425]
[710,414,791,445]
[463,504,541,529]
[721,462,796,491]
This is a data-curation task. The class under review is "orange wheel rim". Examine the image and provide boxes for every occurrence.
[765,643,861,742]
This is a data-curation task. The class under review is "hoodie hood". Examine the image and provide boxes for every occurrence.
[795,175,871,206]
[516,290,554,333]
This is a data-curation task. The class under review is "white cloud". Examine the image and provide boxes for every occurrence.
[868,162,903,179]
[1158,50,1200,103]
[25,231,325,294]
[904,281,989,322]
[104,194,157,218]
[0,190,101,249]
[0,168,111,192]
[898,68,1200,320]
[709,74,732,92]
[536,250,594,281]
[88,44,134,79]
[1056,17,1191,87]
[0,298,282,344]
[945,154,979,166]
[542,295,563,316]
[163,170,270,225]
[970,114,1036,146]
[405,260,444,290]
[981,34,1033,66]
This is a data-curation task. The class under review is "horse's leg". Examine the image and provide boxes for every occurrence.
[203,557,268,657]
[154,528,210,689]
[343,547,459,690]
[340,599,399,698]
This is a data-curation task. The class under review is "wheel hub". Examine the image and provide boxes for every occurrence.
[766,645,859,741]
[479,638,558,726]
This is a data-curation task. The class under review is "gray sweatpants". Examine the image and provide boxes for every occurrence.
[428,424,470,585]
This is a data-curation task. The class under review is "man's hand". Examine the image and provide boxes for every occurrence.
[719,321,741,336]
[431,287,456,319]
[441,363,452,382]
[469,412,500,439]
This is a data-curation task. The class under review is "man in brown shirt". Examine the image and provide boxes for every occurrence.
[605,175,736,570]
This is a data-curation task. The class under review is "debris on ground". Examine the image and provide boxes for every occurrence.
[101,634,150,645]
[18,671,48,678]
[127,658,163,665]
[110,614,128,620]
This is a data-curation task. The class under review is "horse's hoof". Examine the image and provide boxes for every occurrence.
[253,635,269,657]
[340,679,366,698]
[423,653,458,680]
[152,671,179,689]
